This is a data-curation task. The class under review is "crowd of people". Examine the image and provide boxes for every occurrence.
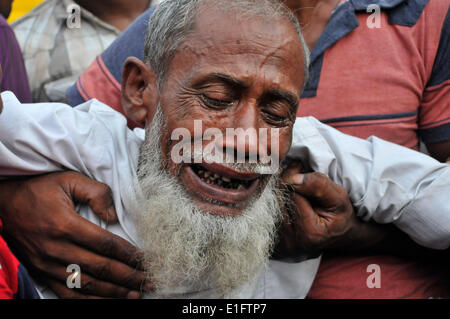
[0,0,448,299]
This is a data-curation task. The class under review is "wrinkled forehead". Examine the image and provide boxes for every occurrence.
[169,6,305,94]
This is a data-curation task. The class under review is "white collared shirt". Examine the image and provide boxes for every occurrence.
[0,91,448,298]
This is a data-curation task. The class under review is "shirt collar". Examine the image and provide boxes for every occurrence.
[309,0,409,64]
[310,1,358,64]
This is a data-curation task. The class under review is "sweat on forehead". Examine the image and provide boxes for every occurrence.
[144,0,309,87]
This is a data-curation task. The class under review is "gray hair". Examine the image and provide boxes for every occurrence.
[144,0,310,91]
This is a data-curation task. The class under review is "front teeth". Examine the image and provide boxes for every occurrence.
[196,168,245,190]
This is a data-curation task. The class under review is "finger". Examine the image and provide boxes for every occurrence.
[40,262,143,299]
[46,277,104,299]
[290,193,336,251]
[47,232,151,292]
[67,247,151,293]
[284,172,345,209]
[62,172,118,223]
[64,214,145,271]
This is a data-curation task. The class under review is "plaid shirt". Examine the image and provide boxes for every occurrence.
[12,0,123,102]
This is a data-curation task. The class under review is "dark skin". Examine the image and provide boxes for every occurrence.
[274,161,448,260]
[0,5,358,298]
[0,173,151,299]
[427,141,450,163]
[122,4,361,254]
[74,0,151,32]
[123,8,305,217]
[123,17,446,263]
[283,0,450,162]
[0,12,149,299]
[0,2,446,299]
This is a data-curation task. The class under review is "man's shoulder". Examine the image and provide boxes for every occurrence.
[74,99,144,136]
[75,99,127,121]
[75,98,123,115]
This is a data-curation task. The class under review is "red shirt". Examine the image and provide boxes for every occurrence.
[0,219,39,299]
[300,0,450,299]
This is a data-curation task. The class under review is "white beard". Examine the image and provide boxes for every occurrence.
[132,106,283,297]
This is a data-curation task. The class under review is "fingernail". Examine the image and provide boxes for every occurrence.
[127,291,142,299]
[292,174,304,185]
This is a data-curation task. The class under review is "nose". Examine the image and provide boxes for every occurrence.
[215,103,268,163]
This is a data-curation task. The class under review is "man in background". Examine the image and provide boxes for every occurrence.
[12,0,155,102]
[0,0,36,299]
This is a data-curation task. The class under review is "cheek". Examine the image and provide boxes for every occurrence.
[276,130,293,160]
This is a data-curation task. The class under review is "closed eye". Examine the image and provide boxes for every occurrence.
[201,94,234,109]
[262,110,290,126]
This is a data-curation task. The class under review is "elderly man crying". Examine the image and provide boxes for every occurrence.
[121,0,308,296]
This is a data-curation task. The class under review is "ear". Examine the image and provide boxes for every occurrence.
[121,57,159,126]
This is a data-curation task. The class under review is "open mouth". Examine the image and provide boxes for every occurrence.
[180,162,263,214]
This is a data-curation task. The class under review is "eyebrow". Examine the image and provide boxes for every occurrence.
[194,73,250,90]
[262,88,300,116]
[194,72,299,111]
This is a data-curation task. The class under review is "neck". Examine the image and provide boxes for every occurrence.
[283,0,339,50]
[74,0,151,31]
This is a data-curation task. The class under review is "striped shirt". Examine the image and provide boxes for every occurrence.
[0,15,31,103]
[297,0,450,149]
